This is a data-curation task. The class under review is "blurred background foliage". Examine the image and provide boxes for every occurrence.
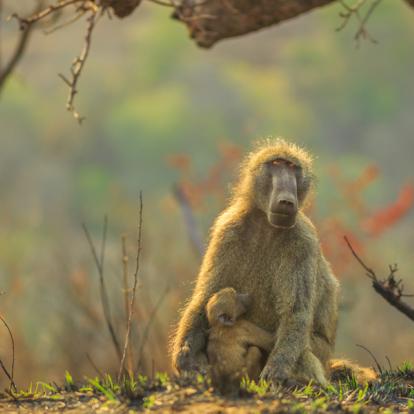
[0,0,413,387]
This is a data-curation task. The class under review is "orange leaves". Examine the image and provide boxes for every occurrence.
[363,183,414,237]
[166,154,191,173]
[167,142,242,209]
[318,165,413,276]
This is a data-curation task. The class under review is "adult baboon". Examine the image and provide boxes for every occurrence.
[206,287,274,390]
[171,138,339,386]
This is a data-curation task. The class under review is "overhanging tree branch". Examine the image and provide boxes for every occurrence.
[2,0,413,119]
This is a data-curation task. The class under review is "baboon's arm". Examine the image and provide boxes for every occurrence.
[262,246,317,383]
[171,226,236,372]
[239,321,274,352]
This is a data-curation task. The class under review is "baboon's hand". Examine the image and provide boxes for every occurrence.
[174,342,195,372]
[260,361,292,386]
[174,341,208,374]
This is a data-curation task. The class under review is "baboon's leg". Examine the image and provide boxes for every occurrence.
[261,244,319,386]
[312,257,339,371]
[245,346,263,381]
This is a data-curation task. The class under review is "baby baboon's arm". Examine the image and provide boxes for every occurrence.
[239,321,274,352]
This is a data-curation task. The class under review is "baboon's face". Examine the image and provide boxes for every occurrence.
[255,157,307,229]
[206,288,251,327]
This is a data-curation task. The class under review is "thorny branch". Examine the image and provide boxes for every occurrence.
[0,315,17,393]
[344,236,414,322]
[118,192,143,382]
[83,216,123,361]
[337,0,383,47]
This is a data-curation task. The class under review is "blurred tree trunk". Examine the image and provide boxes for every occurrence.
[173,0,414,48]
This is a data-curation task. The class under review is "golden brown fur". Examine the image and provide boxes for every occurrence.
[329,359,377,383]
[205,288,274,391]
[171,138,338,386]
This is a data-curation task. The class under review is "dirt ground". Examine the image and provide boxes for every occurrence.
[0,379,413,414]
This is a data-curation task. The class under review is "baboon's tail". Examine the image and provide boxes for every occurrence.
[329,358,377,383]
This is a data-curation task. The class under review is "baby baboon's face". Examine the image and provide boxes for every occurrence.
[206,288,250,327]
[255,156,309,229]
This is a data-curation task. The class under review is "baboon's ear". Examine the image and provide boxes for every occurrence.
[218,313,234,326]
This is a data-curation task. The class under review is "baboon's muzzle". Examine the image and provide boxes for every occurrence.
[268,168,298,229]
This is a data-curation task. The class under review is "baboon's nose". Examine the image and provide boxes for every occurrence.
[276,197,297,215]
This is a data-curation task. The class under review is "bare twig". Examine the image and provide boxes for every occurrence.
[385,355,393,371]
[344,236,414,322]
[8,1,99,120]
[10,0,84,29]
[83,217,122,361]
[135,285,170,371]
[0,2,43,93]
[58,9,99,123]
[147,0,174,6]
[336,0,382,46]
[44,10,87,35]
[118,192,143,381]
[86,352,104,377]
[121,234,134,376]
[0,315,17,392]
[173,184,204,258]
[356,343,383,374]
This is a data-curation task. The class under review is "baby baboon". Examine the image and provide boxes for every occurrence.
[171,138,339,386]
[206,287,274,391]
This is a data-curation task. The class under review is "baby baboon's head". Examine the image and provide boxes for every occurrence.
[233,138,314,229]
[206,287,251,327]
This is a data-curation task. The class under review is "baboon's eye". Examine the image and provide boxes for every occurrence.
[218,313,234,326]
[271,158,283,166]
[287,161,297,169]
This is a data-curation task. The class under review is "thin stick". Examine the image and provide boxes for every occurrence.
[83,218,122,361]
[0,315,17,392]
[58,10,98,123]
[135,286,170,371]
[10,0,83,28]
[336,0,382,46]
[354,0,382,43]
[356,344,383,374]
[173,184,204,258]
[121,234,134,376]
[118,192,143,381]
[43,10,86,35]
[0,1,43,93]
[385,356,393,371]
[86,352,104,378]
[344,236,376,280]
